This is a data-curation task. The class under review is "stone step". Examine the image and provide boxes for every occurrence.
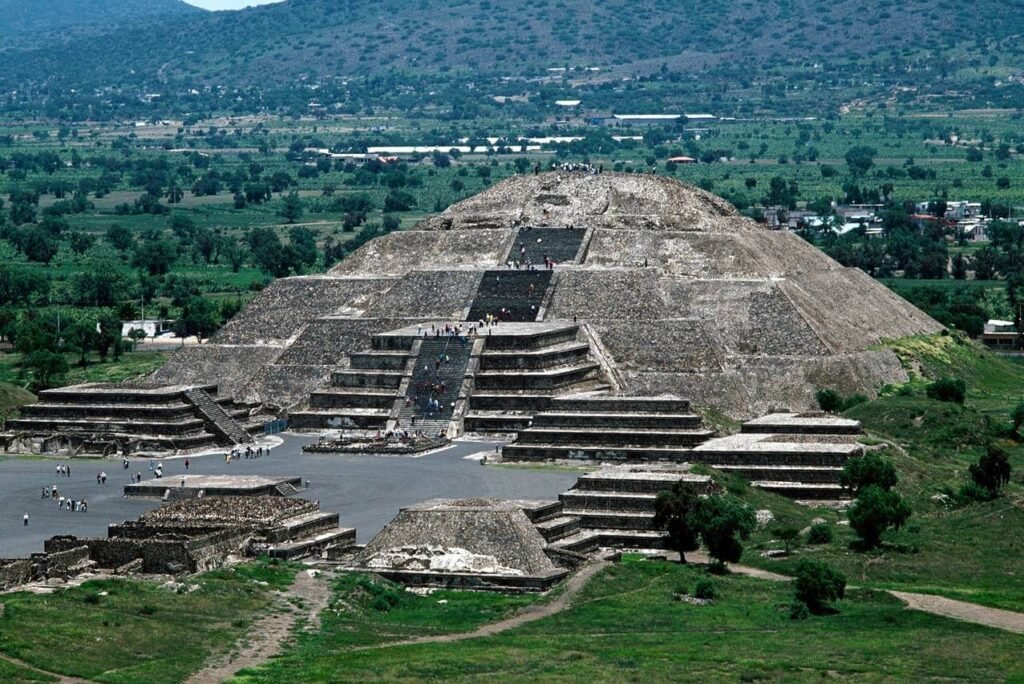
[18,403,198,420]
[574,472,694,494]
[473,362,600,391]
[751,481,850,500]
[550,396,691,414]
[534,515,582,543]
[515,428,713,447]
[185,388,253,444]
[510,226,587,265]
[712,464,845,483]
[559,491,658,513]
[560,509,656,531]
[349,351,412,370]
[480,323,580,351]
[466,269,554,323]
[308,388,399,409]
[266,511,340,543]
[547,530,602,554]
[5,417,209,436]
[480,342,591,371]
[690,449,855,468]
[463,411,535,433]
[331,370,405,389]
[266,528,357,560]
[501,443,693,463]
[530,412,704,430]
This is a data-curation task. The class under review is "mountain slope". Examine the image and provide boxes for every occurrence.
[0,0,203,43]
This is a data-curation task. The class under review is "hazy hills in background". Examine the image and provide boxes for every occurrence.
[1,0,1023,117]
[0,0,202,44]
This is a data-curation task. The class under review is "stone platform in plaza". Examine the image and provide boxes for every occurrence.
[124,474,303,499]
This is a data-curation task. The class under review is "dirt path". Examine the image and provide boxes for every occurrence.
[692,553,1024,636]
[355,561,611,651]
[0,650,93,684]
[185,568,330,684]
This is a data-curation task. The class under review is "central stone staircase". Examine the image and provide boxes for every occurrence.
[396,334,473,435]
[509,226,587,265]
[466,270,553,322]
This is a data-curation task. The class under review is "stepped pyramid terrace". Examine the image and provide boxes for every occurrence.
[2,173,941,507]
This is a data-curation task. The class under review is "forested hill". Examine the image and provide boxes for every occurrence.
[3,0,1024,87]
[0,0,202,44]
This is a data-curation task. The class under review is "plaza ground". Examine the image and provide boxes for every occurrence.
[0,435,578,557]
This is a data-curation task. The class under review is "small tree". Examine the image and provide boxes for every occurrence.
[848,485,911,548]
[815,388,843,413]
[840,453,898,496]
[773,525,801,554]
[806,522,833,545]
[691,495,757,566]
[653,482,700,563]
[792,558,846,615]
[969,445,1012,498]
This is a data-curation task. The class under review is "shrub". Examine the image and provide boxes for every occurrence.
[789,599,810,620]
[693,577,717,600]
[957,480,992,503]
[690,495,757,565]
[968,445,1011,498]
[840,453,898,495]
[848,485,912,548]
[806,522,833,545]
[926,377,966,404]
[792,559,846,614]
[773,525,801,554]
[815,389,843,413]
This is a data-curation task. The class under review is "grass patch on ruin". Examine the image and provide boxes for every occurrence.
[0,351,170,395]
[0,559,295,684]
[236,562,1024,682]
[231,572,539,682]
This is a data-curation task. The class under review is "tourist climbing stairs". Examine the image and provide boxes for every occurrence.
[396,335,473,435]
[184,388,254,445]
[466,270,554,322]
[509,226,587,266]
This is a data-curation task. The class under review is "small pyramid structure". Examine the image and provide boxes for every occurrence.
[153,172,941,419]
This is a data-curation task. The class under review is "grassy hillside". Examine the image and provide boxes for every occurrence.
[0,0,201,44]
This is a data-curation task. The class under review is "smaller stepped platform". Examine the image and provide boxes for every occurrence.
[464,322,610,433]
[694,415,865,502]
[124,474,304,499]
[549,466,718,553]
[501,395,712,462]
[3,383,255,456]
[741,412,863,436]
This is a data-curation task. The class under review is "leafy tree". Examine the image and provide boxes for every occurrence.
[288,226,317,268]
[132,240,178,276]
[773,525,800,554]
[844,146,876,176]
[177,296,221,343]
[792,558,846,615]
[384,191,417,212]
[18,229,58,264]
[691,495,757,565]
[968,445,1011,498]
[106,224,134,251]
[23,349,68,391]
[96,314,123,362]
[65,316,97,367]
[848,485,911,548]
[1012,402,1024,437]
[840,453,898,495]
[653,481,700,563]
[280,191,304,223]
[815,388,842,413]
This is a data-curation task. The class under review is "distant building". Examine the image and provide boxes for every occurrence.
[981,320,1020,350]
[667,156,696,164]
[121,319,174,339]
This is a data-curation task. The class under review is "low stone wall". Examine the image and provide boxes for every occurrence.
[0,559,32,591]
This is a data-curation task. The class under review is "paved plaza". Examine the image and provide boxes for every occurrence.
[0,435,578,558]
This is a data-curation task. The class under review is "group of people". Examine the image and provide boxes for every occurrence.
[39,485,87,513]
[227,445,265,462]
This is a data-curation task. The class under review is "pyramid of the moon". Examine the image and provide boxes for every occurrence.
[152,172,942,419]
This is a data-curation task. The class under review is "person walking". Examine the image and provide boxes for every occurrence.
[184,458,190,470]
[23,513,28,526]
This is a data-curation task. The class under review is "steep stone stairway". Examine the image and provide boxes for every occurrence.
[396,334,473,435]
[509,226,586,265]
[466,270,554,322]
[500,396,712,461]
[184,388,254,445]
